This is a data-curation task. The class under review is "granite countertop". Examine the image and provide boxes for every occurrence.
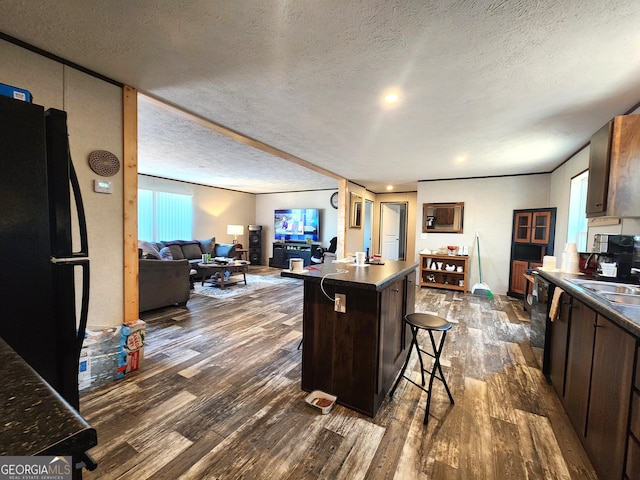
[537,270,640,338]
[0,338,97,456]
[281,260,418,291]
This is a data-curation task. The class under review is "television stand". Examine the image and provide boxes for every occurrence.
[269,242,320,268]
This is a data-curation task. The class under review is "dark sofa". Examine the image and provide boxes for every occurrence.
[139,258,191,312]
[137,238,237,312]
[160,239,237,274]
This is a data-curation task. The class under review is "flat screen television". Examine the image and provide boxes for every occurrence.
[274,208,320,242]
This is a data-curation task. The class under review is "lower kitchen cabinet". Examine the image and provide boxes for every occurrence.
[585,314,635,480]
[548,291,638,480]
[563,298,596,437]
[627,384,640,479]
[548,292,571,398]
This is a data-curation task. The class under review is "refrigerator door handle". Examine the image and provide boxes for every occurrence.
[74,258,90,355]
[69,155,89,258]
[51,258,90,354]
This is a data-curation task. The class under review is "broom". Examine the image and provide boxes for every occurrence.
[472,232,494,298]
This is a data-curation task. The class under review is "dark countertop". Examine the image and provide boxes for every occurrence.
[281,260,418,291]
[0,338,97,456]
[537,270,640,338]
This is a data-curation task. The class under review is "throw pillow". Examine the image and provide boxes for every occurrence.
[138,240,161,260]
[181,242,204,259]
[166,244,185,260]
[214,243,236,258]
[159,247,174,261]
[198,236,215,255]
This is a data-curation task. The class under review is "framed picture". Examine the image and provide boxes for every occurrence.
[350,192,363,228]
[423,202,464,233]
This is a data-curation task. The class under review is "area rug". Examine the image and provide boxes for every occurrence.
[192,273,298,300]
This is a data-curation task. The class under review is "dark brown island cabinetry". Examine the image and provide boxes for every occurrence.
[508,208,556,298]
[587,114,640,218]
[282,261,417,417]
[548,289,637,480]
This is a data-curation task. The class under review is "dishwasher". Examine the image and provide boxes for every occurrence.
[531,274,553,375]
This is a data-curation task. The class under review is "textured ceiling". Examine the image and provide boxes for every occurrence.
[137,95,340,193]
[2,1,640,193]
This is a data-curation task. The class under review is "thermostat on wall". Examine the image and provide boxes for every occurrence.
[94,179,113,194]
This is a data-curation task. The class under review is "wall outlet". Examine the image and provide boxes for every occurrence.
[334,293,346,313]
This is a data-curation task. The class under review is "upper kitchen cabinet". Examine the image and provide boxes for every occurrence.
[587,114,640,218]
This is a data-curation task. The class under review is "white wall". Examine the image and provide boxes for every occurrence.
[549,147,589,254]
[1,39,124,329]
[417,174,551,295]
[256,190,338,264]
[138,175,255,246]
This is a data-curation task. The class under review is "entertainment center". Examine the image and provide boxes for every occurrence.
[269,242,320,268]
[269,208,322,268]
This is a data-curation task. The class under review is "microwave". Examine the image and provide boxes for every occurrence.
[592,234,639,254]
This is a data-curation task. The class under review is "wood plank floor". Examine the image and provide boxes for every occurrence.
[81,266,598,479]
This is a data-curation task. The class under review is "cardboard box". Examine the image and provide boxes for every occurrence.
[79,326,121,392]
[118,320,146,376]
[123,347,144,374]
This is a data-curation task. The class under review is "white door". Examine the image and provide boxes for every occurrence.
[381,204,401,260]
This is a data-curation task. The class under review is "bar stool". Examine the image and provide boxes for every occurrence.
[389,312,454,424]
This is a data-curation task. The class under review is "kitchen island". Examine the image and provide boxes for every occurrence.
[282,260,417,417]
[0,338,97,476]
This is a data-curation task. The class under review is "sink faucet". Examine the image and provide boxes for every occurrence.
[584,252,598,272]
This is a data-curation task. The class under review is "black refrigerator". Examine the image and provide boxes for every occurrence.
[0,94,90,411]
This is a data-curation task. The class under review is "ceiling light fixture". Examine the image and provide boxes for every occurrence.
[386,185,393,191]
[383,91,400,105]
[456,156,466,162]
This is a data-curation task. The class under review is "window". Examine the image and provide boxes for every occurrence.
[567,171,588,251]
[138,189,193,241]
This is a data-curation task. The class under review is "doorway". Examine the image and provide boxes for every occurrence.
[380,202,407,260]
[364,200,373,256]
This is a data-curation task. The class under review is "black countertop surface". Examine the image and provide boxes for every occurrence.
[281,260,418,291]
[537,270,640,339]
[0,338,97,456]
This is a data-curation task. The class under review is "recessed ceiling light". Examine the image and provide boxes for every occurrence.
[456,156,466,162]
[383,91,400,105]
[386,185,393,191]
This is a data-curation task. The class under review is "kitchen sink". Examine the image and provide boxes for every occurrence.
[568,279,640,306]
[598,292,640,306]
[568,279,640,295]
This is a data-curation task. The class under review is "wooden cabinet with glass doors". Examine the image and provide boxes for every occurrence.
[514,210,552,244]
[508,208,556,298]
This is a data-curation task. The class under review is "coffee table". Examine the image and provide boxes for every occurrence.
[198,261,249,289]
